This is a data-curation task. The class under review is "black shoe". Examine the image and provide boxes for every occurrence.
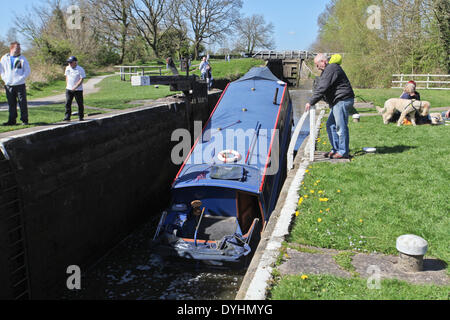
[63,118,71,122]
[2,121,16,126]
[22,122,29,126]
[79,118,84,121]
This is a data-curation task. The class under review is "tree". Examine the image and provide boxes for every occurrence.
[173,0,243,59]
[312,0,449,87]
[88,0,133,64]
[432,0,450,73]
[234,14,275,55]
[130,0,169,58]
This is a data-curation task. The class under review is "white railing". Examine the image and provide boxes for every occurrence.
[114,65,164,81]
[392,74,450,90]
[252,50,315,60]
[287,105,316,170]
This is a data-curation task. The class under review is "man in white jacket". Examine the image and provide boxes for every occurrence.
[0,42,31,125]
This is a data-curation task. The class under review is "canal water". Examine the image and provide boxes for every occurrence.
[61,87,313,300]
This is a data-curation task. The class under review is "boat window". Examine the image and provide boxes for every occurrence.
[210,165,245,180]
[171,203,188,212]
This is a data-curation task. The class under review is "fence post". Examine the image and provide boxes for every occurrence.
[427,74,430,89]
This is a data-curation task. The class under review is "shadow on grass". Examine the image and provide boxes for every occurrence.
[375,145,417,154]
[353,145,417,156]
[423,258,448,272]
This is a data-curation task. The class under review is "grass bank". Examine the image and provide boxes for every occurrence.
[84,75,174,109]
[270,274,449,300]
[0,79,66,104]
[0,104,109,133]
[189,58,264,80]
[269,115,449,299]
[0,58,263,132]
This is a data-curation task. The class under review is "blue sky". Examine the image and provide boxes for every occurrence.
[0,0,330,51]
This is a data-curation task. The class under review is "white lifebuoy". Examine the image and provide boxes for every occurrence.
[217,149,241,163]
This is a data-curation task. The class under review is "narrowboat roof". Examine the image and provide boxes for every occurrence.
[173,67,288,194]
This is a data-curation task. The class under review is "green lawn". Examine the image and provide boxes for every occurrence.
[189,58,265,80]
[0,104,108,133]
[82,59,264,110]
[84,75,175,109]
[270,274,449,300]
[269,115,450,299]
[0,79,67,104]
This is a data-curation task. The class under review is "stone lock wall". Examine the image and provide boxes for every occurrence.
[0,91,221,299]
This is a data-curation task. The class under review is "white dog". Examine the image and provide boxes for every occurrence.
[376,98,430,126]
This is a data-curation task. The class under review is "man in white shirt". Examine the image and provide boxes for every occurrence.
[64,56,86,121]
[0,42,31,125]
[199,56,212,90]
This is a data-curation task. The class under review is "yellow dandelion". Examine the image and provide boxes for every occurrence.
[316,180,321,183]
[301,275,308,280]
[320,210,323,213]
[284,253,290,259]
[305,170,309,173]
[310,190,315,194]
[318,190,324,194]
[301,181,304,185]
[323,142,327,145]
[304,195,309,199]
[359,219,364,223]
[317,218,323,223]
[319,198,329,202]
[298,197,304,205]
[337,189,341,193]
[326,208,330,212]
[295,211,300,217]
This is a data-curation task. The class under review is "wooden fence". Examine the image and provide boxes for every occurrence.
[392,74,450,90]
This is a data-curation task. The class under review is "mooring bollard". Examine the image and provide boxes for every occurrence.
[396,234,428,272]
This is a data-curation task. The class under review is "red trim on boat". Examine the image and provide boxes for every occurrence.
[259,84,287,192]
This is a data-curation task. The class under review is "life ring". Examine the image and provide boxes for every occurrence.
[217,149,241,163]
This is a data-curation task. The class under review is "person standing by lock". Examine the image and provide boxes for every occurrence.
[0,42,31,126]
[64,56,86,121]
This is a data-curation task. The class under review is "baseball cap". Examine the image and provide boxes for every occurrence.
[67,56,78,63]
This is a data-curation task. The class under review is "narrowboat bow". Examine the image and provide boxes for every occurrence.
[152,67,293,265]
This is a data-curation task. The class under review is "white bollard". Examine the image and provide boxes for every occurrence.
[396,234,428,272]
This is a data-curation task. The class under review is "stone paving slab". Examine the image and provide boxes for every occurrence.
[278,245,449,286]
[313,151,351,163]
[352,253,449,286]
[278,248,352,278]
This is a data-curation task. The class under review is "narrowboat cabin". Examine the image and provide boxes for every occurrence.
[152,67,293,265]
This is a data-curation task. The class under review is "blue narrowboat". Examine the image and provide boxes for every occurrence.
[152,67,293,265]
